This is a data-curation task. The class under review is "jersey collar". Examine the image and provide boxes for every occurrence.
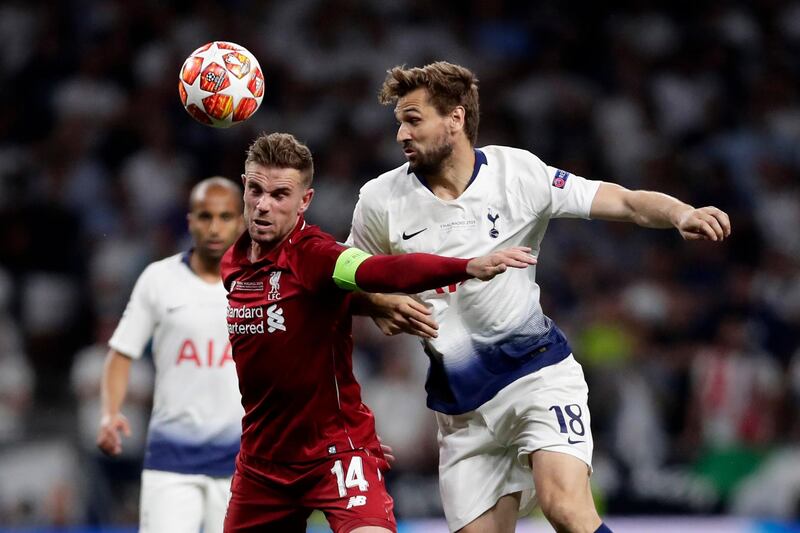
[408,148,487,192]
[231,215,307,268]
[181,249,193,268]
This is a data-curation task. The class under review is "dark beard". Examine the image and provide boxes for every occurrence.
[408,139,453,176]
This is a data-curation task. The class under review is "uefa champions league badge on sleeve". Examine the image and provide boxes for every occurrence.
[552,169,570,189]
[487,209,500,238]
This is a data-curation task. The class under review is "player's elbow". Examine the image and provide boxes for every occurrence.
[590,183,637,223]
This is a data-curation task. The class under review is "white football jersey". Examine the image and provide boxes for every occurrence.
[347,146,601,414]
[109,252,242,475]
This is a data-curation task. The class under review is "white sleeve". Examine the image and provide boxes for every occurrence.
[108,264,159,359]
[544,165,602,219]
[521,151,601,220]
[345,185,391,254]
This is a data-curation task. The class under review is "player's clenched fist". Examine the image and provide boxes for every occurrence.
[466,246,538,281]
[97,412,131,456]
[675,206,731,241]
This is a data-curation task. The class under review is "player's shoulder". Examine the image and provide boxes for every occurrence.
[290,224,345,261]
[481,145,550,189]
[138,252,185,280]
[293,221,337,244]
[358,162,413,204]
[481,144,544,167]
[149,252,185,268]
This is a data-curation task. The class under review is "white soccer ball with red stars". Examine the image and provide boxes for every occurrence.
[178,41,265,128]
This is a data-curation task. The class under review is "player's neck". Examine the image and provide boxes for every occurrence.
[426,142,475,201]
[190,251,222,283]
[248,241,270,263]
[247,217,299,262]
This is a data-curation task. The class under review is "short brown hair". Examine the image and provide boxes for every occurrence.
[245,132,314,187]
[379,62,480,145]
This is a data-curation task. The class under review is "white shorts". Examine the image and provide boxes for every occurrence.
[435,354,593,531]
[140,469,232,533]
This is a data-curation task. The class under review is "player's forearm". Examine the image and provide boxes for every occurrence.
[627,190,694,228]
[100,350,132,417]
[591,183,693,229]
[349,292,387,316]
[356,254,470,293]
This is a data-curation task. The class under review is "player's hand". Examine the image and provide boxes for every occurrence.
[369,294,439,339]
[97,413,131,457]
[467,247,537,281]
[676,206,731,241]
[378,435,395,465]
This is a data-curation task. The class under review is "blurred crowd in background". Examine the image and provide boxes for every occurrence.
[1,0,800,527]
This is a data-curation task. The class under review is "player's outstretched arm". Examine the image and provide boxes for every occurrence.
[334,246,537,295]
[97,349,133,457]
[590,183,731,241]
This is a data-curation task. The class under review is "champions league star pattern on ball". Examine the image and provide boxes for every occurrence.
[178,41,265,128]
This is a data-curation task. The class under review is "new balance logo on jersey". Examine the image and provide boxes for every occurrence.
[346,496,367,509]
[266,304,286,333]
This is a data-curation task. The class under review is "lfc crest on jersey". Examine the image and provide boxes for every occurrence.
[268,271,282,300]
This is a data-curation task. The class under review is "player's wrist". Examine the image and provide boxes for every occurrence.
[669,203,694,228]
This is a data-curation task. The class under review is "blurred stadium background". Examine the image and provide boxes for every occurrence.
[1,0,800,531]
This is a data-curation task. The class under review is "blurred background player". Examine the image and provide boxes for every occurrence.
[221,132,536,533]
[96,177,245,533]
[347,62,731,533]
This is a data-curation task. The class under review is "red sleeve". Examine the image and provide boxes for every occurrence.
[355,254,471,293]
[293,235,348,292]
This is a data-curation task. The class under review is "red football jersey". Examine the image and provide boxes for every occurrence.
[220,218,384,463]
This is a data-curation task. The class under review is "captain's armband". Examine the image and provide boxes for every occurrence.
[332,247,372,291]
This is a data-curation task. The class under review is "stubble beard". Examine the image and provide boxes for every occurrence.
[407,135,454,176]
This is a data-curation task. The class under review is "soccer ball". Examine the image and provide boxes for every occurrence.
[178,41,265,128]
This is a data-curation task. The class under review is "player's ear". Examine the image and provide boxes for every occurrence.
[299,188,315,214]
[449,106,465,134]
[240,173,247,186]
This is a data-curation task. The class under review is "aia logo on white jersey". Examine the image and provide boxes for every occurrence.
[266,304,286,333]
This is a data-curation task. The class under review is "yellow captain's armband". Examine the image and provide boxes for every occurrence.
[332,247,372,291]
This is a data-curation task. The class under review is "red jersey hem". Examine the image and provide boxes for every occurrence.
[334,516,396,533]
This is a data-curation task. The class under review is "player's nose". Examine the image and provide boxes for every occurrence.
[396,123,411,143]
[254,196,270,213]
[209,217,222,234]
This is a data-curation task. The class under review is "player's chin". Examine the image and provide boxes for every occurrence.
[250,229,278,246]
[202,247,227,260]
